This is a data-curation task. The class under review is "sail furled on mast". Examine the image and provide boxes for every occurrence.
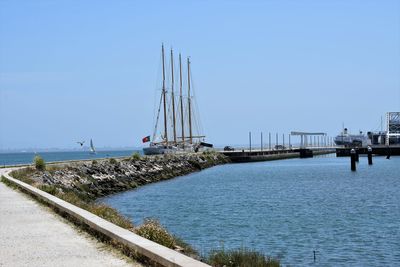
[170,48,177,143]
[144,44,209,155]
[161,43,168,144]
[150,44,205,146]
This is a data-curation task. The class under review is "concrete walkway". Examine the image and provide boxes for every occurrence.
[0,168,140,267]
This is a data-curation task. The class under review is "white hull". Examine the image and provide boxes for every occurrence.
[334,134,368,146]
[143,143,206,155]
[143,145,178,155]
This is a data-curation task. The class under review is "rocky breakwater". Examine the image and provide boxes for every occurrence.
[28,152,230,199]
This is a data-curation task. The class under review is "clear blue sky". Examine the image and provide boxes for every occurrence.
[1,0,399,150]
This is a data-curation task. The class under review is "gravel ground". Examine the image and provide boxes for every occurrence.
[0,169,142,267]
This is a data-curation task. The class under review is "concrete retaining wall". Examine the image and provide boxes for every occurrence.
[2,170,210,267]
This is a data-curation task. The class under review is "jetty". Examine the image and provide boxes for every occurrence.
[219,131,336,163]
[336,145,400,157]
[220,147,335,163]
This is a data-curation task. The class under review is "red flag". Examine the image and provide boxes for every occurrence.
[142,136,150,143]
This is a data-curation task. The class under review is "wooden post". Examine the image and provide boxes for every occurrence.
[368,146,373,165]
[351,149,356,171]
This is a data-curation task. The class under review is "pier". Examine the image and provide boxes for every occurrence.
[219,131,336,163]
[220,147,335,163]
[336,145,400,157]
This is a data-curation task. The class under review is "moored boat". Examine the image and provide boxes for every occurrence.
[334,128,368,147]
[143,44,211,155]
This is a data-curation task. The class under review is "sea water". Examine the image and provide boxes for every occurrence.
[101,155,400,266]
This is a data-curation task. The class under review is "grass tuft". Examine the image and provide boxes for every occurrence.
[131,152,141,161]
[9,168,36,185]
[34,155,46,171]
[38,184,58,195]
[173,235,200,258]
[109,158,118,165]
[87,204,134,229]
[207,247,280,267]
[135,219,176,249]
[46,164,63,173]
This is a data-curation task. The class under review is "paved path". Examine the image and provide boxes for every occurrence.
[0,168,140,267]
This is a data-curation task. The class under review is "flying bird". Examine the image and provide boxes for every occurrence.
[77,141,85,146]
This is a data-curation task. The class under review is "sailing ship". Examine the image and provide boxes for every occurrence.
[89,139,96,154]
[143,44,212,155]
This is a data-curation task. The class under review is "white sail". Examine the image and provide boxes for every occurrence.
[90,139,96,153]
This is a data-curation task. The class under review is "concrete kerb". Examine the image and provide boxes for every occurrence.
[2,170,210,267]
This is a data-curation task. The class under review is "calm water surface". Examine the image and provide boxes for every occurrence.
[101,155,400,266]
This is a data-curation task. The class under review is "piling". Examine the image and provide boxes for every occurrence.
[249,132,252,152]
[386,146,391,159]
[269,132,271,150]
[367,146,373,165]
[350,149,356,171]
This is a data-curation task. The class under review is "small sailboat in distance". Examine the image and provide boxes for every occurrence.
[90,139,96,154]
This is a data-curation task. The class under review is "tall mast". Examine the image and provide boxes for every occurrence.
[179,53,185,145]
[162,44,168,144]
[171,49,177,143]
[187,57,193,144]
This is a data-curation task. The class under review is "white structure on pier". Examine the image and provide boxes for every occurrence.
[386,112,400,145]
[290,131,327,148]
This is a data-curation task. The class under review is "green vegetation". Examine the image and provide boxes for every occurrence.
[131,152,141,161]
[46,164,63,173]
[134,218,199,258]
[38,184,58,195]
[1,175,16,188]
[135,219,175,249]
[92,159,98,165]
[202,149,217,155]
[87,204,134,229]
[34,155,46,171]
[173,235,200,258]
[109,158,118,165]
[9,168,35,185]
[54,190,134,229]
[7,167,133,229]
[207,247,280,267]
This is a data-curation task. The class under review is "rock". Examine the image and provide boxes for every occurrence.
[31,153,229,199]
